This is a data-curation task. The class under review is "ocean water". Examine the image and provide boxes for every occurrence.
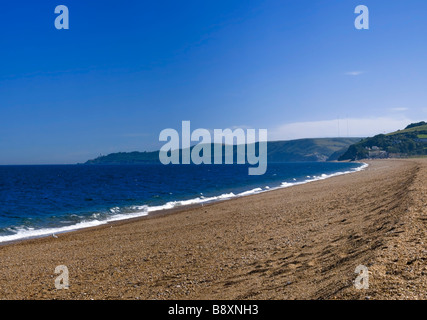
[0,162,367,243]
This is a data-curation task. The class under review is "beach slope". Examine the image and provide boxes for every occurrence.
[0,159,426,300]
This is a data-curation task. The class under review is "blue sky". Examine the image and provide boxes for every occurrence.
[1,0,426,164]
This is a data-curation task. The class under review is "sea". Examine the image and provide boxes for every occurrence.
[0,162,367,243]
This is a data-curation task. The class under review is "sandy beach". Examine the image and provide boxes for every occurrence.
[0,159,426,300]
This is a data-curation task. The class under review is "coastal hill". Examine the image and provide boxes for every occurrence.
[84,137,361,165]
[339,121,427,161]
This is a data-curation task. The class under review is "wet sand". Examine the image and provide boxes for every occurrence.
[0,159,426,300]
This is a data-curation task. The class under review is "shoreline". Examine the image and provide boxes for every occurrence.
[0,159,425,299]
[0,162,368,246]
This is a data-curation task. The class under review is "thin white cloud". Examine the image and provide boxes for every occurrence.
[269,117,417,141]
[389,107,409,112]
[345,71,365,76]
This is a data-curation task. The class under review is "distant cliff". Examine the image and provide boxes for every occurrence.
[84,138,361,164]
[339,122,427,161]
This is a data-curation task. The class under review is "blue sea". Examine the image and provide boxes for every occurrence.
[0,162,367,243]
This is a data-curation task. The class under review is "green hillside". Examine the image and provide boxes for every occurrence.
[84,137,361,165]
[266,138,362,162]
[387,122,427,137]
[339,122,427,161]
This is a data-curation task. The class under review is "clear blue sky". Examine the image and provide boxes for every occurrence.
[1,0,426,164]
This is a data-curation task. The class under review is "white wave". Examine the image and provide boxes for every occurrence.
[0,207,151,244]
[277,162,369,190]
[280,182,295,188]
[146,192,237,212]
[0,220,108,243]
[237,188,263,196]
[109,207,120,213]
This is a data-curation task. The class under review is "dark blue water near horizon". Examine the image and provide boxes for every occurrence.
[0,162,365,242]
